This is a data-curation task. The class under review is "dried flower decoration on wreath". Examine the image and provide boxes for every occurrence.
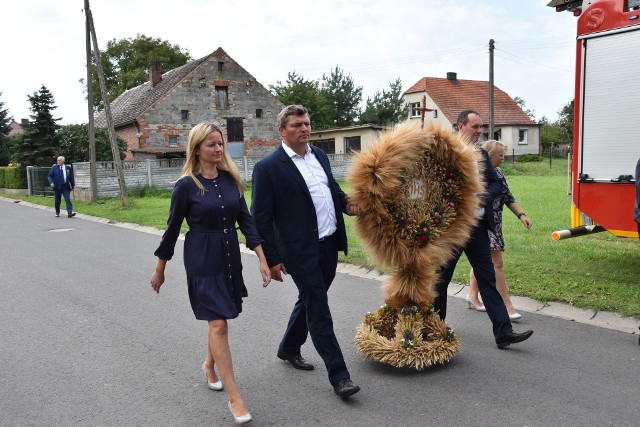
[384,161,463,249]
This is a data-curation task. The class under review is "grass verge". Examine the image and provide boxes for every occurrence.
[3,160,638,318]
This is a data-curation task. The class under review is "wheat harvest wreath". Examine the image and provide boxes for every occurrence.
[347,124,484,370]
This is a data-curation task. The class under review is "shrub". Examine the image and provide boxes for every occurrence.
[0,166,25,189]
[517,154,544,163]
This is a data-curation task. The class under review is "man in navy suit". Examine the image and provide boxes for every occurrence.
[251,105,361,398]
[47,155,76,218]
[432,110,533,349]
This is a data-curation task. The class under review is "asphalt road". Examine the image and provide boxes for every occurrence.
[1,198,638,426]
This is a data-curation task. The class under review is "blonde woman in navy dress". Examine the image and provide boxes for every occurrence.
[151,123,271,425]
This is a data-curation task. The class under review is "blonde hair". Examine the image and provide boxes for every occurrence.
[182,122,243,196]
[481,139,504,157]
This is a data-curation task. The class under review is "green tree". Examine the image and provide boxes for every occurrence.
[270,72,332,129]
[0,92,12,166]
[514,96,536,121]
[13,85,60,166]
[557,100,574,142]
[539,115,570,154]
[321,66,362,128]
[88,35,191,110]
[57,124,127,163]
[359,78,407,126]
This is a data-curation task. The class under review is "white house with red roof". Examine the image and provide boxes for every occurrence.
[403,72,540,158]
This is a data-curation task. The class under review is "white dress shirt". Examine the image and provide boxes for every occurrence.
[282,143,337,239]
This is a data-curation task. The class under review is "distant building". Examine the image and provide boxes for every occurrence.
[309,124,387,154]
[95,47,284,160]
[403,72,539,157]
[8,119,26,136]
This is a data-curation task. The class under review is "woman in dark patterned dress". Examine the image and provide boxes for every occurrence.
[150,123,270,425]
[466,140,532,320]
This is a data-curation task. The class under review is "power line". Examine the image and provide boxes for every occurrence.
[495,47,573,73]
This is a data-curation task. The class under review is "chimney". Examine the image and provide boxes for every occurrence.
[446,72,457,82]
[150,63,162,87]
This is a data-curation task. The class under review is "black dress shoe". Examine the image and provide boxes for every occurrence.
[496,330,534,349]
[68,212,76,218]
[277,350,314,370]
[333,379,360,398]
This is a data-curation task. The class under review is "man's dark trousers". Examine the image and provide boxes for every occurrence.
[54,184,73,215]
[433,219,512,339]
[278,235,349,386]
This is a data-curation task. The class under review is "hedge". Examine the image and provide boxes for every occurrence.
[0,167,26,189]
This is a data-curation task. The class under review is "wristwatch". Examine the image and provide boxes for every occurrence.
[517,212,526,219]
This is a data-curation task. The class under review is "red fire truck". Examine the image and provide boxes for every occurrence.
[550,0,640,239]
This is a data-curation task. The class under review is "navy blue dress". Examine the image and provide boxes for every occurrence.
[154,172,262,320]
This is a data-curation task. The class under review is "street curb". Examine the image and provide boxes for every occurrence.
[4,196,639,336]
[330,263,639,335]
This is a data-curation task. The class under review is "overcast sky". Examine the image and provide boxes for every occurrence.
[1,0,578,126]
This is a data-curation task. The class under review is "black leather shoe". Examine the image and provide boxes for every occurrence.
[496,330,534,349]
[277,350,314,370]
[333,379,360,398]
[68,212,76,218]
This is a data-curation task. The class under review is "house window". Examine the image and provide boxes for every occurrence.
[180,110,189,120]
[218,61,224,71]
[345,136,361,152]
[518,129,528,145]
[313,138,335,154]
[433,109,438,118]
[494,128,502,140]
[215,86,228,109]
[227,118,244,142]
[255,109,263,118]
[410,102,421,118]
[169,136,178,147]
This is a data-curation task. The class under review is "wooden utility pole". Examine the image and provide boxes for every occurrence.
[489,39,495,139]
[84,3,97,203]
[84,0,129,207]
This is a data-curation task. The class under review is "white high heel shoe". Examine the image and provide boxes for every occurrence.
[509,312,523,321]
[202,363,223,391]
[465,296,486,312]
[228,401,252,425]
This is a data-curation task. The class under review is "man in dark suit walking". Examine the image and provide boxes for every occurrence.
[432,110,533,349]
[251,105,360,398]
[47,155,76,218]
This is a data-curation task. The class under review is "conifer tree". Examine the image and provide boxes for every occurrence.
[0,92,12,165]
[13,85,61,166]
[359,78,407,126]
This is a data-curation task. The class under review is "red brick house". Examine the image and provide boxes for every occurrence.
[8,119,25,136]
[95,47,284,160]
[403,72,539,157]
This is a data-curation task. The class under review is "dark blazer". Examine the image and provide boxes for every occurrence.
[251,145,349,276]
[478,148,506,233]
[48,163,75,190]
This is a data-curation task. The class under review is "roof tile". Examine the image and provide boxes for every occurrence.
[405,76,535,126]
[95,54,211,128]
